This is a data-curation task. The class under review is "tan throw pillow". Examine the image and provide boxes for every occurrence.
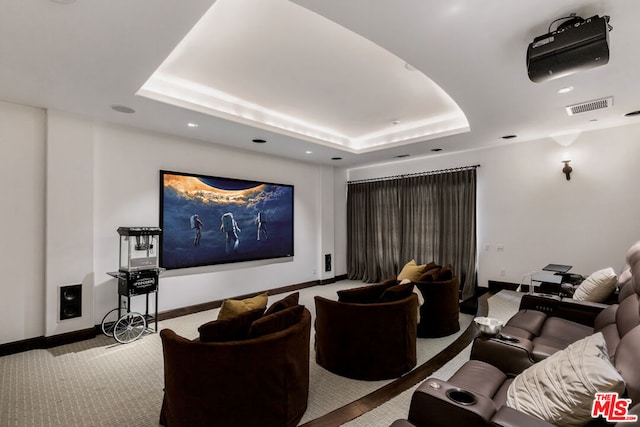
[217,292,268,320]
[397,259,426,282]
[572,267,618,302]
[506,332,625,427]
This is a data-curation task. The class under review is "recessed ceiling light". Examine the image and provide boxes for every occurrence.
[558,86,574,94]
[625,110,640,117]
[395,154,410,158]
[501,134,517,140]
[331,157,343,160]
[252,138,267,143]
[305,150,313,154]
[187,122,198,128]
[430,148,442,152]
[110,105,135,114]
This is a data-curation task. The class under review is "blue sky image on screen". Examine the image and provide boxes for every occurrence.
[161,172,293,269]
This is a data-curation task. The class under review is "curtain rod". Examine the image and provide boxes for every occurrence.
[347,164,480,185]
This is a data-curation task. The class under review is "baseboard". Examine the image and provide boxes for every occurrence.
[488,280,520,292]
[45,328,97,348]
[0,327,97,357]
[1,276,346,356]
[0,336,43,357]
[322,273,348,284]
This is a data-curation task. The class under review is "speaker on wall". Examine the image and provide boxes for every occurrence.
[59,284,82,321]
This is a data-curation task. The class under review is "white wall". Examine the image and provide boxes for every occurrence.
[46,110,95,336]
[91,123,330,322]
[333,168,348,276]
[0,100,336,344]
[317,166,335,280]
[346,124,640,288]
[0,101,46,343]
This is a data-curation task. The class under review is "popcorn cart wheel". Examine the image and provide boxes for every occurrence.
[100,304,147,344]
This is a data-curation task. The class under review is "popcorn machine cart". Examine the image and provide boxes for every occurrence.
[102,227,163,344]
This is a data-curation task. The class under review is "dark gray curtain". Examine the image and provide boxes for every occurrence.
[347,167,477,300]
[347,179,402,282]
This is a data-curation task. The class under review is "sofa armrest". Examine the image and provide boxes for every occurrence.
[554,298,608,326]
[408,378,497,427]
[518,293,561,313]
[490,406,555,427]
[519,293,607,327]
[470,335,535,376]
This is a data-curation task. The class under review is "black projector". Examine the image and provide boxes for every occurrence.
[527,15,610,83]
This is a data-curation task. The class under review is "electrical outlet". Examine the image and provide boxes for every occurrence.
[500,268,506,276]
[497,244,505,252]
[484,244,491,251]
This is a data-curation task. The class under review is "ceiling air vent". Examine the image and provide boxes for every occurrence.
[565,97,613,116]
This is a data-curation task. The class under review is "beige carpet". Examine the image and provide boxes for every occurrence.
[0,283,520,427]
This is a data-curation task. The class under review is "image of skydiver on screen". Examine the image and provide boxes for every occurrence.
[256,211,268,241]
[220,212,241,254]
[190,214,204,247]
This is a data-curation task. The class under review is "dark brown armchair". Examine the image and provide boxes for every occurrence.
[159,308,311,427]
[314,291,418,380]
[413,264,461,337]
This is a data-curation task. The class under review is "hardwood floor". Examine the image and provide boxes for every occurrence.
[301,293,490,426]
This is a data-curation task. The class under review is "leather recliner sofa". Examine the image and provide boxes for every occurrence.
[391,242,640,427]
[470,241,640,376]
[392,323,640,427]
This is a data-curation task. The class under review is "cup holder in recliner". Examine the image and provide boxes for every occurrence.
[496,334,520,343]
[446,388,477,406]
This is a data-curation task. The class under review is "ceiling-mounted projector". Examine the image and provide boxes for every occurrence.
[527,15,610,83]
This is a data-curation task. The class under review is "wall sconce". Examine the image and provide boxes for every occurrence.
[561,154,573,180]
